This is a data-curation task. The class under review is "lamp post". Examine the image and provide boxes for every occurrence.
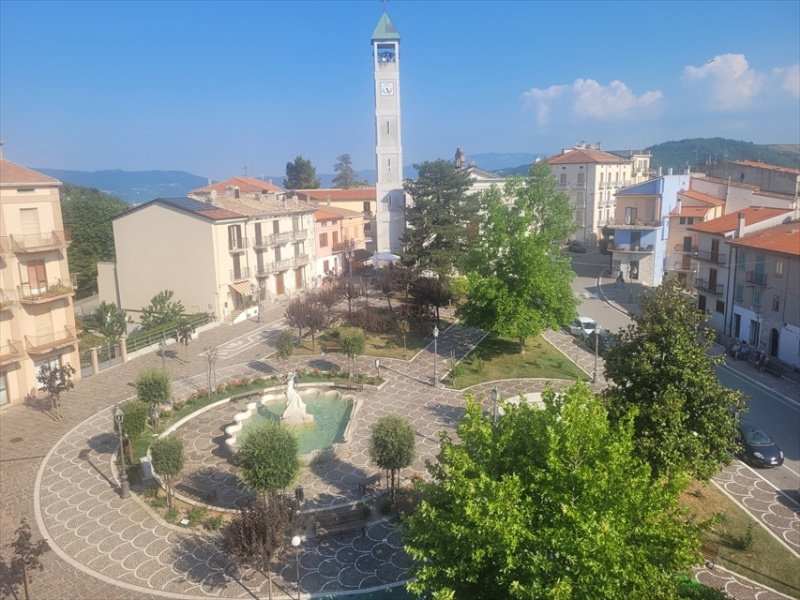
[159,335,167,370]
[291,535,302,600]
[490,386,500,424]
[432,325,439,388]
[114,407,130,499]
[375,358,381,379]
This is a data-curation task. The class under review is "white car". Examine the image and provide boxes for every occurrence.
[569,317,597,337]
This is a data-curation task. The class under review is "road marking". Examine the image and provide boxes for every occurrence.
[719,363,799,410]
[738,458,800,508]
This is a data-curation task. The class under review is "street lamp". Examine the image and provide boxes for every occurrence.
[490,386,500,424]
[114,407,130,499]
[375,358,381,379]
[291,535,302,600]
[432,325,439,388]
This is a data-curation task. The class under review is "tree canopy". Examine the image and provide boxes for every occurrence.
[140,290,185,330]
[284,155,320,189]
[402,384,703,600]
[402,159,481,277]
[150,435,185,508]
[457,163,577,351]
[91,301,128,342]
[37,363,76,421]
[332,153,368,188]
[238,420,300,496]
[369,414,415,500]
[602,279,746,480]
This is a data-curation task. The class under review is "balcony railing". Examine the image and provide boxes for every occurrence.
[695,250,726,265]
[228,237,249,252]
[9,230,68,253]
[257,255,310,275]
[0,340,24,365]
[0,288,17,309]
[25,327,77,354]
[230,267,251,281]
[746,271,767,287]
[266,231,294,246]
[253,236,269,249]
[695,279,724,296]
[292,229,309,242]
[18,278,76,303]
[293,254,309,268]
[609,243,654,253]
[673,243,698,253]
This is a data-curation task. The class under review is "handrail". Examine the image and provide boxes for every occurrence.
[9,230,68,252]
[124,312,213,354]
[18,278,76,302]
[25,327,77,352]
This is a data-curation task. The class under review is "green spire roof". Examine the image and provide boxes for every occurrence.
[371,12,400,41]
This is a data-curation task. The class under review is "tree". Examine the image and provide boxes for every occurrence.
[93,301,128,344]
[338,327,366,376]
[150,435,184,509]
[140,290,185,330]
[60,184,128,297]
[332,153,368,188]
[398,318,410,357]
[316,286,341,321]
[135,368,171,428]
[174,320,194,362]
[36,363,76,421]
[304,296,327,351]
[238,420,300,498]
[285,297,307,342]
[283,155,320,189]
[402,159,482,277]
[457,164,577,352]
[369,414,415,501]
[402,384,703,600]
[377,267,399,311]
[336,277,362,319]
[223,495,295,600]
[411,276,452,326]
[276,329,295,360]
[602,279,746,481]
[3,519,49,600]
[115,400,149,442]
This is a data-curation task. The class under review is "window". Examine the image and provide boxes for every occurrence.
[716,300,725,314]
[577,172,585,185]
[735,284,744,302]
[679,217,686,225]
[772,295,780,312]
[34,355,61,382]
[363,201,371,213]
[24,260,47,294]
[753,288,762,307]
[612,259,621,272]
[737,250,746,271]
[332,231,339,246]
[319,233,328,248]
[775,259,784,277]
[624,207,637,225]
[734,313,741,338]
[576,190,585,204]
[559,173,567,185]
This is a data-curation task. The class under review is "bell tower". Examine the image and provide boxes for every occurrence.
[371,12,404,253]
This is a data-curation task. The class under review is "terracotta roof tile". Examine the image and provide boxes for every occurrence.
[681,189,724,206]
[314,209,343,221]
[192,177,285,194]
[0,158,61,185]
[296,188,376,202]
[688,207,790,234]
[727,221,800,256]
[545,148,628,165]
[670,206,709,217]
[732,160,800,176]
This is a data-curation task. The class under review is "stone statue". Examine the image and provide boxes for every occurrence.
[282,372,314,426]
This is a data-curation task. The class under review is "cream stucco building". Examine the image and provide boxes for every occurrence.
[0,156,80,408]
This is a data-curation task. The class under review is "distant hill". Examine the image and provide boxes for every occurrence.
[647,138,800,171]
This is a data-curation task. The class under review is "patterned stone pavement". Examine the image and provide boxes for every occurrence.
[2,301,798,599]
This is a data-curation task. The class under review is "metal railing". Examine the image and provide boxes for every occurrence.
[230,267,251,281]
[25,326,77,353]
[695,250,726,265]
[124,312,213,354]
[0,288,16,309]
[266,231,293,246]
[673,243,698,253]
[695,279,724,296]
[0,340,24,365]
[9,230,68,252]
[745,271,767,287]
[228,237,249,252]
[292,229,309,242]
[18,278,76,303]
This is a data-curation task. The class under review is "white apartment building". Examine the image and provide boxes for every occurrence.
[545,144,651,245]
[0,156,80,408]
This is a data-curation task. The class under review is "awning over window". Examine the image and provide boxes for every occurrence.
[228,281,253,297]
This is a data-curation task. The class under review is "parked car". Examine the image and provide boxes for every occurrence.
[738,423,784,468]
[567,240,587,253]
[584,329,618,355]
[568,317,597,338]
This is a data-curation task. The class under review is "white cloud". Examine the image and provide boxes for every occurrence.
[682,54,765,109]
[523,79,662,125]
[773,64,800,98]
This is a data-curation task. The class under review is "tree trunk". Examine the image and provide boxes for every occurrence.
[22,562,29,600]
[165,476,172,508]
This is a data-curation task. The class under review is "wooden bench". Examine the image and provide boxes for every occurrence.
[314,505,367,538]
[701,540,719,569]
[319,340,342,353]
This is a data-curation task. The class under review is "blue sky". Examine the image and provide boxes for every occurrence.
[1,0,798,180]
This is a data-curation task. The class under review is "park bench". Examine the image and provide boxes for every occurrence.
[700,540,719,569]
[314,505,367,539]
[319,340,342,353]
[176,482,216,504]
[333,381,364,392]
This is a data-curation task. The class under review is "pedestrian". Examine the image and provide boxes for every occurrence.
[730,341,741,359]
[615,272,625,288]
[757,352,769,372]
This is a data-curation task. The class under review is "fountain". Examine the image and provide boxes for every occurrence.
[281,372,314,426]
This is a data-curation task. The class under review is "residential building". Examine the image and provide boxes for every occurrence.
[454,147,507,195]
[726,221,800,369]
[688,207,791,333]
[0,155,80,408]
[372,11,405,253]
[610,172,690,286]
[294,188,375,250]
[704,160,800,197]
[313,207,367,280]
[545,143,651,245]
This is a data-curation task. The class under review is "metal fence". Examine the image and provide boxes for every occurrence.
[124,312,214,354]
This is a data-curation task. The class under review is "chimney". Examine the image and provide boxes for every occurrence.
[735,212,745,238]
[209,190,217,204]
[668,167,673,176]
[658,166,663,176]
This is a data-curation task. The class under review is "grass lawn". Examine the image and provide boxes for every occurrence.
[446,335,587,389]
[681,480,800,597]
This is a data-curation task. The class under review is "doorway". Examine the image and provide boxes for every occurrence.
[275,273,285,296]
[769,328,779,358]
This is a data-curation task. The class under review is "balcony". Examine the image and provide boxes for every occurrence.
[292,229,309,242]
[18,278,76,304]
[670,257,695,272]
[695,279,724,296]
[614,219,661,230]
[8,230,69,253]
[256,255,309,276]
[746,271,767,287]
[0,288,17,310]
[695,250,727,265]
[25,326,77,355]
[0,340,24,366]
[253,236,270,249]
[609,243,654,253]
[228,237,249,253]
[673,243,698,253]
[230,267,251,281]
[266,231,294,246]
[293,254,310,268]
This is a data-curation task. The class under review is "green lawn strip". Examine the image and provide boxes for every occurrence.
[446,334,587,389]
[681,480,800,597]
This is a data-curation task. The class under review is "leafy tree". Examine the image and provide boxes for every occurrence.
[338,327,366,376]
[36,363,76,421]
[276,329,295,360]
[140,290,185,330]
[402,159,482,277]
[174,320,194,362]
[114,400,149,441]
[332,153,368,188]
[223,494,295,600]
[402,385,703,600]
[135,368,171,428]
[602,279,746,480]
[3,519,50,600]
[458,164,577,351]
[369,414,415,501]
[285,297,307,342]
[411,276,452,326]
[284,155,320,189]
[60,184,128,297]
[92,301,128,344]
[150,435,185,508]
[238,420,300,498]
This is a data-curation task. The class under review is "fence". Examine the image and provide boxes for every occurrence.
[125,313,214,354]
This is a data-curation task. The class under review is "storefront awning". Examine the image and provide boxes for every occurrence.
[228,281,252,297]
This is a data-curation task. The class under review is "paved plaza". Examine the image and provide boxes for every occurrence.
[1,301,798,599]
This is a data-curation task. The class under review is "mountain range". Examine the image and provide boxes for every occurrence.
[36,140,798,205]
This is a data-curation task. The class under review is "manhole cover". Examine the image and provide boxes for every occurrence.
[10,437,23,444]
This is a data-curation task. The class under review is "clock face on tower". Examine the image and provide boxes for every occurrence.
[380,82,394,96]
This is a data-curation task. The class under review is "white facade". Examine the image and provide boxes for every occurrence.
[372,12,405,253]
